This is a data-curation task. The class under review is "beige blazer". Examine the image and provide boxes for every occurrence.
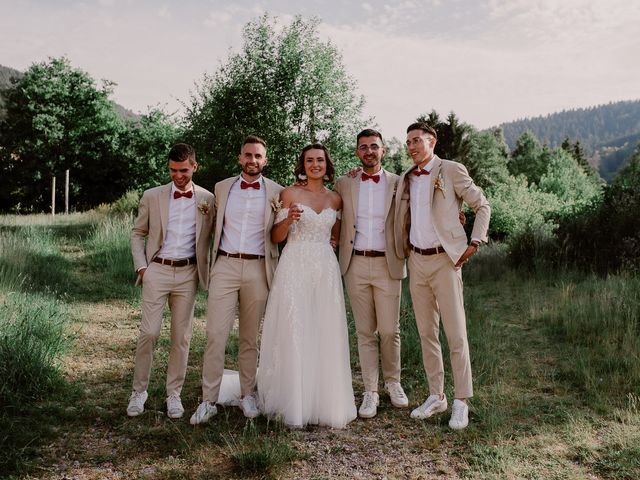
[131,183,216,290]
[211,175,284,289]
[335,170,406,280]
[394,156,491,265]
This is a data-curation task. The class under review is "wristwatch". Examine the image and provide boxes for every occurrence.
[470,240,481,249]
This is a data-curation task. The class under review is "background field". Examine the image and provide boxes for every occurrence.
[1,212,638,479]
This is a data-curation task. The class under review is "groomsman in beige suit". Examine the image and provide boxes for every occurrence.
[334,129,409,419]
[128,143,215,419]
[395,122,490,430]
[191,135,284,424]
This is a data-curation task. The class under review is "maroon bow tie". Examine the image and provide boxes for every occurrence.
[361,173,380,183]
[241,181,260,190]
[412,168,430,176]
[174,190,193,199]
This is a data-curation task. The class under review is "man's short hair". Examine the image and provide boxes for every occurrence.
[242,135,267,150]
[357,128,384,145]
[406,122,437,141]
[168,143,196,165]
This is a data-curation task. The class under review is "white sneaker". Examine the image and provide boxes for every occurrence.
[127,390,148,417]
[449,399,469,430]
[386,382,409,408]
[358,391,380,418]
[166,394,184,419]
[410,394,448,419]
[240,393,260,419]
[190,401,218,425]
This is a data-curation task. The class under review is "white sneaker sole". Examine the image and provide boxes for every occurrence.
[410,402,447,419]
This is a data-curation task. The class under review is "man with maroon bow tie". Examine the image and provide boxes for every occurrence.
[191,135,283,424]
[395,122,490,429]
[128,143,215,419]
[334,129,409,419]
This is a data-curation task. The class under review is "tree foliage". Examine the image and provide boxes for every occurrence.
[122,109,184,192]
[0,57,182,212]
[184,15,369,187]
[554,145,640,272]
[0,57,125,211]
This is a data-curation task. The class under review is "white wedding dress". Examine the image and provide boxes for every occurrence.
[256,206,357,428]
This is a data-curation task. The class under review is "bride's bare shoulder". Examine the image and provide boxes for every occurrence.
[326,189,342,210]
[280,186,301,207]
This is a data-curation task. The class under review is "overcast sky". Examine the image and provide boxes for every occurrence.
[1,0,639,140]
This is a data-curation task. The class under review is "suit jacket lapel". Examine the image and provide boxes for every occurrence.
[383,170,394,214]
[216,177,236,237]
[263,178,276,234]
[159,183,171,238]
[193,184,202,240]
[429,156,442,204]
[351,173,361,216]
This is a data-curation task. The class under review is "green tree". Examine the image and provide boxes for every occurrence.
[416,110,473,162]
[537,148,602,214]
[464,129,510,190]
[184,15,369,187]
[508,131,549,185]
[122,109,184,192]
[0,57,126,212]
[382,137,412,175]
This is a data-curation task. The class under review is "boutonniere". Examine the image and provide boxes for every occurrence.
[270,196,283,214]
[197,201,210,215]
[434,173,446,195]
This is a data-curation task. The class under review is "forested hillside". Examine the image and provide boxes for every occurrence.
[497,100,640,180]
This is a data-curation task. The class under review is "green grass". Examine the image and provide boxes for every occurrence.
[1,215,639,479]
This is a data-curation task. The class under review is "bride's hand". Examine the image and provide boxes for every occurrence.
[287,204,303,223]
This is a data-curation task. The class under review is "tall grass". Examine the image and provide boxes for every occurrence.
[85,212,137,292]
[0,215,79,474]
[532,274,640,409]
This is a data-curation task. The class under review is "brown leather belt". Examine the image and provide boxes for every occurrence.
[218,249,265,260]
[153,256,197,267]
[353,250,386,257]
[410,244,445,256]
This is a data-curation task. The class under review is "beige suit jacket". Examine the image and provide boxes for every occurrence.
[335,170,406,280]
[131,182,216,290]
[394,156,491,265]
[210,175,284,289]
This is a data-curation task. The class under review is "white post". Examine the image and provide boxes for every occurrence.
[65,169,70,214]
[51,176,56,216]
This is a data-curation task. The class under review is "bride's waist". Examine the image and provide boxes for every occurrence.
[286,238,331,245]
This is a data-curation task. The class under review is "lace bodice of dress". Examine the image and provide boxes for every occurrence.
[275,206,337,243]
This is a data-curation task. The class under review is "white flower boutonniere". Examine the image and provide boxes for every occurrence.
[270,196,283,214]
[434,173,446,196]
[197,201,210,215]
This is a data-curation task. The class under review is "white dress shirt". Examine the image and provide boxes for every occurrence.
[158,185,197,259]
[219,176,266,255]
[409,158,441,249]
[354,170,387,252]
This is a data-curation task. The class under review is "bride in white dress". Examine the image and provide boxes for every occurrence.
[256,143,357,428]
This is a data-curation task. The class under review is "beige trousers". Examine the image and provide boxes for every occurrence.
[201,256,269,402]
[344,255,402,393]
[408,251,473,399]
[132,262,198,397]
